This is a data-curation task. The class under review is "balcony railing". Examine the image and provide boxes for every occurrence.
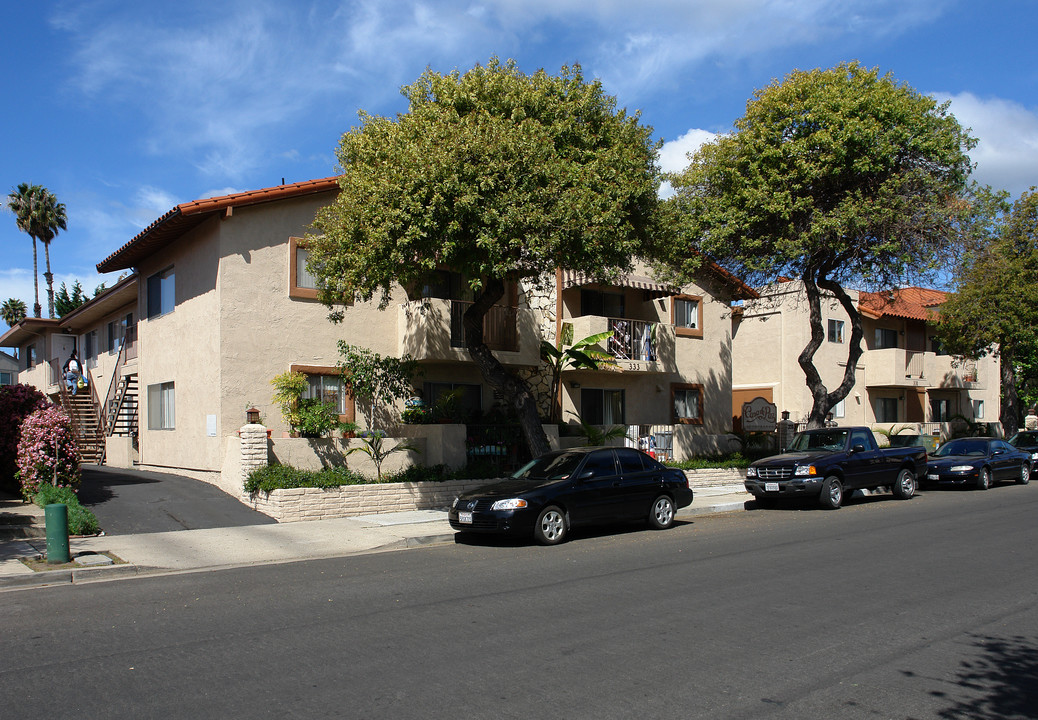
[450,301,518,352]
[608,318,656,362]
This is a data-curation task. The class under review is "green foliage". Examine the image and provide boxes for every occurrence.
[346,431,419,482]
[573,417,628,446]
[295,399,350,438]
[666,61,974,428]
[938,187,1038,431]
[270,371,309,430]
[337,343,419,430]
[244,464,369,494]
[33,484,99,536]
[666,453,755,470]
[7,183,67,318]
[307,58,660,459]
[55,280,88,317]
[382,464,452,483]
[540,324,616,423]
[1,298,26,327]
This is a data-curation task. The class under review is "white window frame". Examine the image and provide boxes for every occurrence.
[827,319,845,344]
[147,381,175,430]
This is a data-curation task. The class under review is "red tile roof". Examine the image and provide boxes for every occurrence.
[859,286,947,321]
[96,177,340,272]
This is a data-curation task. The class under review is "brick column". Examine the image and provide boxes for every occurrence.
[240,424,269,485]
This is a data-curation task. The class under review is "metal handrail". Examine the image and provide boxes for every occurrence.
[102,339,129,435]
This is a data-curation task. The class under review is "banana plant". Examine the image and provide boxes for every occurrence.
[540,322,618,423]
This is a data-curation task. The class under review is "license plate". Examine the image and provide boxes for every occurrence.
[459,511,473,524]
[928,474,939,481]
[765,482,779,492]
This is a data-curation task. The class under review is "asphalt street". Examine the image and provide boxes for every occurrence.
[3,483,1038,719]
[76,466,275,534]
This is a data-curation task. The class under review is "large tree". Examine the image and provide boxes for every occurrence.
[1,298,26,327]
[666,62,974,428]
[6,183,67,318]
[937,187,1038,435]
[308,59,659,456]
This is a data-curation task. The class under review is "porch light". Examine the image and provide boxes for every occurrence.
[246,407,261,424]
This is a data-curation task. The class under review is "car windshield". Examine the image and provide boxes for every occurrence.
[935,439,989,457]
[787,430,848,452]
[1010,432,1038,449]
[511,452,585,481]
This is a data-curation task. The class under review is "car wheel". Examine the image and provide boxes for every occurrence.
[819,476,843,509]
[534,506,567,545]
[1019,464,1031,485]
[648,495,676,529]
[892,468,916,500]
[977,467,991,491]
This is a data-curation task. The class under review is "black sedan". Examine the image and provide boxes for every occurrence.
[448,447,694,545]
[1009,431,1038,467]
[925,437,1031,489]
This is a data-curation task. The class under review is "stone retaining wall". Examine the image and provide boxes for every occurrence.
[243,479,488,523]
[243,468,747,523]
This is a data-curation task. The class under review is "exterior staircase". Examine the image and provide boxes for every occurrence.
[106,374,139,439]
[62,390,106,465]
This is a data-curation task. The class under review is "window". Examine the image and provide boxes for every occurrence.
[832,399,846,418]
[615,447,647,474]
[423,382,482,422]
[147,382,175,430]
[0,371,12,386]
[288,237,320,300]
[930,336,947,355]
[828,319,845,343]
[147,267,175,318]
[580,290,625,318]
[931,398,950,422]
[672,295,703,338]
[25,344,36,369]
[580,388,625,425]
[106,313,131,353]
[303,374,348,414]
[83,330,98,369]
[974,399,984,419]
[581,450,617,477]
[874,327,898,349]
[672,384,703,424]
[875,397,898,423]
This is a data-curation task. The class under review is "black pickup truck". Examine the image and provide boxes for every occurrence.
[744,426,927,509]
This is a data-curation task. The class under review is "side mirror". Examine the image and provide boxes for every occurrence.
[851,444,866,454]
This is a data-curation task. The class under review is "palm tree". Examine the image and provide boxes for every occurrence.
[6,183,67,318]
[1,298,26,327]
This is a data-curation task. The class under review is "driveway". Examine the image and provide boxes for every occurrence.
[77,466,276,535]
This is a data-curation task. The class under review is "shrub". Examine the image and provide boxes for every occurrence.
[33,484,99,536]
[383,464,451,484]
[0,384,49,493]
[16,405,81,501]
[244,464,369,494]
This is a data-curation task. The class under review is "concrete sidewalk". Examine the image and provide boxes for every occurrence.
[0,486,752,590]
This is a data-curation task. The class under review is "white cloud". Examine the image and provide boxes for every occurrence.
[659,128,717,174]
[936,92,1038,197]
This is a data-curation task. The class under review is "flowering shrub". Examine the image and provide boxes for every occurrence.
[0,384,49,493]
[16,405,81,501]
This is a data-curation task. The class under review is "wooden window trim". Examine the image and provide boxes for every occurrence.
[289,237,320,300]
[290,364,355,424]
[672,294,704,338]
[671,383,704,425]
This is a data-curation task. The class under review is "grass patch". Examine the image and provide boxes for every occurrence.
[20,551,125,572]
[32,485,100,536]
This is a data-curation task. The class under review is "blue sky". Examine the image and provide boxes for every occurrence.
[3,0,1037,316]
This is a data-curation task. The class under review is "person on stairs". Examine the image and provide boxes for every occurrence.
[63,352,83,396]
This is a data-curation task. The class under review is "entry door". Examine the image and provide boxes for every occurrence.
[51,335,76,384]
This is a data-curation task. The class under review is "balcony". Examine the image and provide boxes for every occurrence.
[398,299,538,366]
[928,354,982,389]
[569,315,674,373]
[864,348,928,388]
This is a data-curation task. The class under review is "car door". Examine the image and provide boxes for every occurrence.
[846,428,883,489]
[615,448,657,519]
[567,450,621,525]
[990,440,1017,482]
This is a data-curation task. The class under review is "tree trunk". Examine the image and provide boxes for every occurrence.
[799,274,865,428]
[44,241,55,319]
[1000,348,1019,437]
[463,278,550,458]
[31,236,40,318]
